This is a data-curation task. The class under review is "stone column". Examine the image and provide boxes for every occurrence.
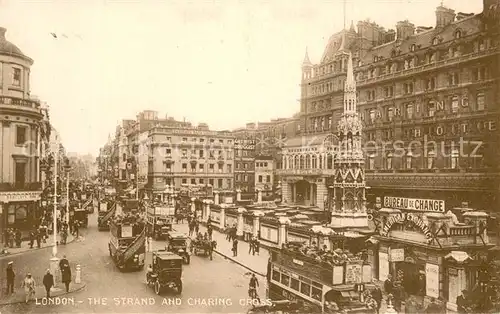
[236,207,246,237]
[205,201,212,221]
[214,191,219,205]
[278,217,290,247]
[316,179,327,210]
[201,200,207,220]
[252,210,264,238]
[257,188,262,203]
[236,189,241,202]
[190,198,196,213]
[220,206,226,229]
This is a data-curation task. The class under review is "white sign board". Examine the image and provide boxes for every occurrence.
[425,263,440,298]
[379,252,389,281]
[384,196,445,212]
[390,248,405,262]
[121,225,133,238]
[155,207,174,216]
[224,196,233,204]
[0,191,42,202]
[100,203,108,212]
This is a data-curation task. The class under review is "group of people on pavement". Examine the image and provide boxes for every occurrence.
[3,228,22,248]
[4,255,73,303]
[187,215,200,237]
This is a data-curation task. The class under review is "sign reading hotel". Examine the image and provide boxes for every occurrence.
[0,191,42,202]
[384,196,445,212]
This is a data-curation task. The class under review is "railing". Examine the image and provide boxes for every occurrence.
[100,202,117,224]
[449,225,476,236]
[356,47,500,86]
[0,96,41,110]
[0,182,42,192]
[275,168,335,176]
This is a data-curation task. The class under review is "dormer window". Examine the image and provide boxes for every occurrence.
[432,37,439,45]
[373,56,378,62]
[455,30,462,39]
[410,44,416,52]
[478,39,486,51]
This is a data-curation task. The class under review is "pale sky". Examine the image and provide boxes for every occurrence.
[0,0,482,155]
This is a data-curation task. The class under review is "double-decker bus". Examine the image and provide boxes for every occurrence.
[267,243,375,313]
[108,216,146,271]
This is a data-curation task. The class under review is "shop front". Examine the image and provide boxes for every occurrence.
[367,202,493,310]
[0,191,42,241]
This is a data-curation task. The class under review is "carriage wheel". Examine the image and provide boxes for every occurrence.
[154,280,162,295]
[176,280,183,294]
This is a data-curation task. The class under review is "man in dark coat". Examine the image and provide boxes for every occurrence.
[384,274,394,295]
[43,269,54,298]
[232,238,238,257]
[61,263,72,292]
[6,261,15,294]
[372,286,383,314]
[456,290,469,314]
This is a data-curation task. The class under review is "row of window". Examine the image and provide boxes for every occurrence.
[172,163,232,173]
[235,149,252,157]
[256,162,269,168]
[235,174,251,182]
[173,148,233,159]
[364,67,488,102]
[309,116,333,131]
[307,38,488,85]
[364,92,486,123]
[177,177,232,189]
[271,268,322,302]
[177,137,233,145]
[366,150,484,170]
[258,175,271,183]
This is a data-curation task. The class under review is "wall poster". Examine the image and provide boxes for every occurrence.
[379,252,389,281]
[425,263,440,298]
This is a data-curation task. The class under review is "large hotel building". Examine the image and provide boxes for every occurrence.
[278,0,500,212]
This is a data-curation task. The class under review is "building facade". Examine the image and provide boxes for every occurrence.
[147,123,235,198]
[233,123,257,193]
[292,1,500,212]
[0,27,49,235]
[254,155,275,197]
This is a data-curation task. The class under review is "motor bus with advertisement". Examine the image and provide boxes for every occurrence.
[108,216,146,271]
[267,241,375,313]
[146,205,175,240]
[98,199,116,231]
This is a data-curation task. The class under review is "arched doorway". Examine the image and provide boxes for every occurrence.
[294,180,316,206]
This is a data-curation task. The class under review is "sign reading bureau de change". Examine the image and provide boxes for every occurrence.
[0,191,42,202]
[384,196,445,212]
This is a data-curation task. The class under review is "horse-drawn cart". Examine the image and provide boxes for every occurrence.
[190,239,216,259]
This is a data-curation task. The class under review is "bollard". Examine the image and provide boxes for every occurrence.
[75,264,81,284]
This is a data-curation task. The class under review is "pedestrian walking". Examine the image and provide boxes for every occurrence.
[194,221,199,234]
[22,273,36,303]
[248,273,260,301]
[43,269,54,298]
[232,238,238,257]
[29,230,35,248]
[207,225,213,240]
[254,239,260,256]
[61,263,72,292]
[248,237,255,255]
[6,261,15,294]
[36,229,41,248]
[15,229,22,247]
[384,274,394,295]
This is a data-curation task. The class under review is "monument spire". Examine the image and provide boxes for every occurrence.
[330,50,368,229]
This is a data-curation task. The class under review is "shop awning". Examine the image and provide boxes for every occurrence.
[445,251,472,263]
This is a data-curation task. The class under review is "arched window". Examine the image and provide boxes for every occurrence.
[406,103,414,118]
[450,148,459,169]
[455,30,462,39]
[426,148,436,169]
[432,37,439,45]
[406,151,413,169]
[386,152,393,170]
[451,96,459,113]
[368,154,375,170]
[410,44,416,52]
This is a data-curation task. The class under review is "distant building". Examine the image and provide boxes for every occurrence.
[254,155,274,197]
[233,123,257,193]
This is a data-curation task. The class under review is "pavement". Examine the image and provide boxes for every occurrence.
[0,216,268,314]
[0,282,86,306]
[0,233,77,259]
[179,224,268,277]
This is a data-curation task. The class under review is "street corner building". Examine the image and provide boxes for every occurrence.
[0,27,53,238]
[277,0,500,214]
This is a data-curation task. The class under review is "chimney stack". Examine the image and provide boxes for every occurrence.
[436,5,456,28]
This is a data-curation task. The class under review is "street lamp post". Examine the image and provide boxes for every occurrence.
[64,159,71,224]
[50,148,60,287]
